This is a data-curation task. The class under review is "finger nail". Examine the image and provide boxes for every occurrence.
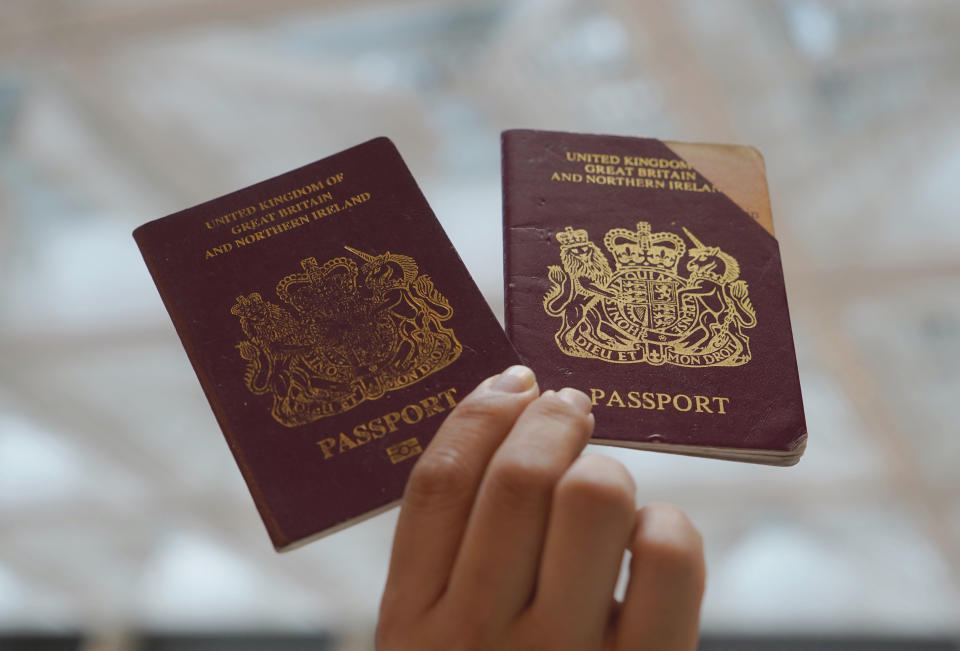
[491,365,536,393]
[557,387,593,414]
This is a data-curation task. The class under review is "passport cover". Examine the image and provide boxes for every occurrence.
[135,137,519,550]
[663,140,775,237]
[502,129,806,465]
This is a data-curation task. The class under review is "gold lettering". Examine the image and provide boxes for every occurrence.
[606,390,625,408]
[315,386,460,460]
[204,243,232,259]
[714,397,730,414]
[587,387,730,415]
[311,203,341,220]
[418,395,445,417]
[230,213,276,235]
[400,404,424,425]
[205,205,256,230]
[438,387,459,408]
[673,394,692,412]
[338,432,357,452]
[383,412,402,433]
[552,171,583,183]
[316,438,337,459]
[566,152,621,165]
[342,192,371,208]
[584,163,633,176]
[204,177,354,260]
[257,178,328,211]
[352,423,372,445]
[694,395,713,413]
[368,418,388,438]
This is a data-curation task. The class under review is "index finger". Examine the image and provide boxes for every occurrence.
[381,366,539,616]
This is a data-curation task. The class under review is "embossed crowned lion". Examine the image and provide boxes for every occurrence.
[543,222,756,367]
[230,247,462,427]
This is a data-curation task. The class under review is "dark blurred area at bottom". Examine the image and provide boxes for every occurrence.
[1,634,959,650]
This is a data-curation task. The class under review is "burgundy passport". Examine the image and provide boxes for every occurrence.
[502,129,806,465]
[135,138,518,550]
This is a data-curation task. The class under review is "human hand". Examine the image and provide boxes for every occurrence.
[378,366,705,651]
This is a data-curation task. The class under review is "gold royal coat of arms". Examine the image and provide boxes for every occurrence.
[543,222,756,367]
[230,247,462,427]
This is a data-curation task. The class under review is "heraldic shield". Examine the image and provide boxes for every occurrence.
[230,247,462,427]
[543,222,757,367]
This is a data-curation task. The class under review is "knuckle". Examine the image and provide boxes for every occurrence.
[633,502,705,583]
[521,395,593,448]
[636,533,703,574]
[486,456,559,506]
[438,612,489,651]
[405,450,473,508]
[555,457,636,518]
[531,392,588,423]
[449,390,518,428]
[377,613,474,651]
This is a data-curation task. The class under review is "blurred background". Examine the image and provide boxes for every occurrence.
[1,0,959,649]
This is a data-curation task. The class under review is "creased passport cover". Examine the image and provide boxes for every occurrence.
[502,129,806,465]
[135,137,519,550]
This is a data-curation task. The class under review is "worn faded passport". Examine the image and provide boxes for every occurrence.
[502,129,806,465]
[135,137,518,550]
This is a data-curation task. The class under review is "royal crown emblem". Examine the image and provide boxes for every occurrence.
[544,221,757,367]
[230,247,462,427]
